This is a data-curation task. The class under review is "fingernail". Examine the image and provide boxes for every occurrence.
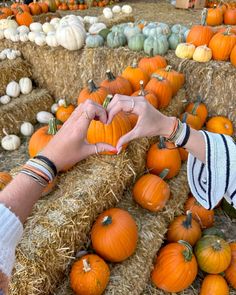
[110,149,118,154]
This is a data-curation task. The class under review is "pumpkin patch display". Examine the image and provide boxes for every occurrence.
[225,242,236,288]
[151,241,198,292]
[206,116,234,136]
[200,275,229,295]
[91,208,138,262]
[0,172,12,191]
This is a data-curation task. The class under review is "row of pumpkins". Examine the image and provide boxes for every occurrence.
[205,4,236,26]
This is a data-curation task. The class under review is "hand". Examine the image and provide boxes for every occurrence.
[41,100,116,171]
[107,94,175,153]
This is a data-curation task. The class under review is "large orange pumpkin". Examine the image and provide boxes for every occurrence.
[145,74,172,108]
[138,55,167,78]
[184,194,214,229]
[167,210,202,246]
[151,241,198,293]
[91,208,138,262]
[77,79,108,105]
[224,8,236,25]
[15,8,33,27]
[180,112,202,130]
[0,172,12,190]
[28,118,61,158]
[209,28,236,60]
[100,70,133,96]
[225,242,236,288]
[133,172,170,212]
[230,44,236,66]
[206,116,234,136]
[185,96,208,126]
[121,61,149,92]
[146,137,181,179]
[70,254,110,295]
[153,66,185,96]
[195,235,231,274]
[186,8,214,47]
[206,5,223,26]
[132,80,159,108]
[200,274,229,295]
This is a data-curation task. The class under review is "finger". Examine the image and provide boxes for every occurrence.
[116,128,138,153]
[106,94,132,112]
[87,143,117,156]
[107,99,136,124]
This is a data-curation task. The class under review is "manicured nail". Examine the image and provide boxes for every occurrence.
[110,149,118,154]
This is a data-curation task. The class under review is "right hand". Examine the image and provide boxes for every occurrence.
[106,94,175,153]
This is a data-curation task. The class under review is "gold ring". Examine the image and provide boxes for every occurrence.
[94,143,99,155]
[129,98,135,113]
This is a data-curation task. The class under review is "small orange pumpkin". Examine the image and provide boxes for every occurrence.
[91,208,138,262]
[133,171,170,212]
[29,0,42,15]
[38,1,49,13]
[200,274,229,295]
[206,116,234,136]
[224,8,236,25]
[0,172,12,191]
[56,100,75,123]
[151,241,198,293]
[132,80,159,108]
[167,210,202,246]
[185,96,208,126]
[138,55,167,78]
[195,235,231,274]
[0,7,13,16]
[15,8,33,27]
[70,254,110,295]
[179,112,202,130]
[179,147,188,161]
[225,242,236,288]
[206,5,223,26]
[146,137,181,179]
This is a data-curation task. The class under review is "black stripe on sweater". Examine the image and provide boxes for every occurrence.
[230,188,236,201]
[203,131,212,209]
[192,158,206,201]
[198,163,206,193]
[220,134,230,194]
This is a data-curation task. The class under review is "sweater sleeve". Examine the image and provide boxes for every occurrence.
[187,131,236,210]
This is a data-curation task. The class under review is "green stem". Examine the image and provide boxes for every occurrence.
[191,102,199,115]
[158,136,166,149]
[178,240,193,262]
[152,73,164,81]
[201,8,208,26]
[88,79,99,93]
[102,215,112,226]
[182,210,192,229]
[165,65,172,72]
[82,259,91,272]
[159,168,170,179]
[224,26,232,36]
[47,118,58,135]
[106,70,116,81]
[102,95,113,109]
[181,112,188,123]
[212,240,223,251]
[131,60,138,68]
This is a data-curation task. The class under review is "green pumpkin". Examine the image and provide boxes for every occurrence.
[202,227,226,240]
[171,24,188,34]
[112,23,131,34]
[99,28,111,41]
[107,31,127,48]
[124,24,141,40]
[86,34,104,48]
[168,33,185,50]
[128,33,145,52]
[144,35,169,56]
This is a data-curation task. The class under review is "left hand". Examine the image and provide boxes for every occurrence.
[41,100,117,171]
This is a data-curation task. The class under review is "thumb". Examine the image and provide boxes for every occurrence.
[88,142,117,156]
[116,129,137,153]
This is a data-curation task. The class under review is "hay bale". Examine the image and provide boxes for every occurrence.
[33,12,61,23]
[9,138,150,295]
[0,89,53,139]
[0,57,32,96]
[97,13,135,28]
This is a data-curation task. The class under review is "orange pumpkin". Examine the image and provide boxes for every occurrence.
[87,96,132,154]
[206,5,223,26]
[132,80,159,108]
[15,8,33,27]
[121,61,149,92]
[209,28,236,60]
[153,66,184,96]
[77,79,108,105]
[18,3,30,13]
[230,44,236,66]
[70,254,110,295]
[185,97,208,126]
[91,208,138,262]
[56,100,75,123]
[29,0,42,15]
[138,55,167,78]
[38,1,49,13]
[200,274,229,295]
[167,210,202,246]
[179,147,188,161]
[224,8,236,25]
[28,118,61,158]
[133,171,170,212]
[180,112,202,130]
[151,241,198,293]
[225,242,236,288]
[146,137,181,179]
[100,70,133,96]
[217,26,236,34]
[187,8,214,47]
[145,74,172,109]
[0,172,12,190]
[0,7,13,16]
[195,235,231,274]
[127,113,138,129]
[0,11,7,20]
[206,116,234,136]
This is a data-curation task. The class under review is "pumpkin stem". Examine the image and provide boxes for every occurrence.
[158,136,166,149]
[138,80,147,96]
[150,48,154,57]
[47,118,58,135]
[17,7,24,13]
[131,60,138,68]
[102,95,113,109]
[2,128,9,137]
[178,240,193,262]
[159,168,170,180]
[165,65,172,72]
[102,215,112,226]
[196,95,202,103]
[181,112,188,123]
[224,26,232,35]
[152,73,164,81]
[182,210,193,229]
[88,79,99,93]
[201,8,208,26]
[82,259,91,272]
[191,102,199,115]
[106,70,116,81]
[212,240,223,251]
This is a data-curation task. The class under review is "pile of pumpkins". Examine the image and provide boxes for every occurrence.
[175,7,236,67]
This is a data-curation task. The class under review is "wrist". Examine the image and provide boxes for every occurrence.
[157,116,176,138]
[40,147,63,172]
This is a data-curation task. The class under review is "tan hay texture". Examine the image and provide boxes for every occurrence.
[9,138,150,295]
[33,12,61,23]
[0,89,53,139]
[0,57,32,96]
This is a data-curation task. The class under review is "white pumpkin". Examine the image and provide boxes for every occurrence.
[1,132,21,151]
[51,103,59,114]
[46,33,59,47]
[20,33,29,42]
[30,22,43,32]
[19,77,32,94]
[17,25,29,35]
[0,29,4,40]
[0,18,18,30]
[122,5,132,14]
[4,28,17,40]
[89,23,107,35]
[28,31,38,42]
[0,95,11,105]
[42,22,55,34]
[10,34,20,42]
[35,34,46,46]
[50,17,60,26]
[77,15,84,23]
[58,98,66,106]
[6,81,20,98]
[0,52,6,60]
[103,10,113,19]
[112,5,121,13]
[36,111,54,124]
[56,24,85,51]
[7,51,17,59]
[1,48,11,55]
[20,122,34,136]
[61,15,84,26]
[103,7,112,14]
